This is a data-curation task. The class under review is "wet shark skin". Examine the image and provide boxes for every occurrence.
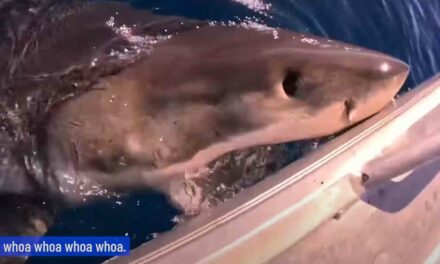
[0,1,409,241]
[45,12,408,208]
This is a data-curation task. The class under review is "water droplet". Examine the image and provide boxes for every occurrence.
[90,58,98,67]
[171,216,182,223]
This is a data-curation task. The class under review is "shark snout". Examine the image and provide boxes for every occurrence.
[273,45,409,131]
[376,56,409,78]
[340,52,409,123]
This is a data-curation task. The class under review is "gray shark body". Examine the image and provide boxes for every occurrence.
[0,0,408,241]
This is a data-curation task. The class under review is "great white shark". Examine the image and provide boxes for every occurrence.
[0,0,408,243]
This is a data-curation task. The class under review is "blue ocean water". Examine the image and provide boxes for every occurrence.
[29,0,440,263]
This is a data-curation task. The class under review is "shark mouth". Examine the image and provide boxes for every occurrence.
[167,138,328,215]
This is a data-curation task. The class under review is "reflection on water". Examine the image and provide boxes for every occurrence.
[19,0,440,263]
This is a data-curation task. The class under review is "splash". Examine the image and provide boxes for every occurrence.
[207,18,280,40]
[231,0,271,15]
[104,16,172,60]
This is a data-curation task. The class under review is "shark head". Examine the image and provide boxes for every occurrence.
[43,11,408,205]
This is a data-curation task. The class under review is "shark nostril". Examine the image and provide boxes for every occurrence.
[344,98,356,121]
[282,70,301,98]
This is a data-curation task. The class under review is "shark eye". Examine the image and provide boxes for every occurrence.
[282,70,302,98]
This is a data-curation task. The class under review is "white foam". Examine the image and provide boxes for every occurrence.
[104,16,172,60]
[232,0,271,14]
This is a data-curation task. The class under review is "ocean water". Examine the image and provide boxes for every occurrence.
[29,0,440,263]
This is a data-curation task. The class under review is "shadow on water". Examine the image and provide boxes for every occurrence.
[126,0,266,21]
[28,191,180,264]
